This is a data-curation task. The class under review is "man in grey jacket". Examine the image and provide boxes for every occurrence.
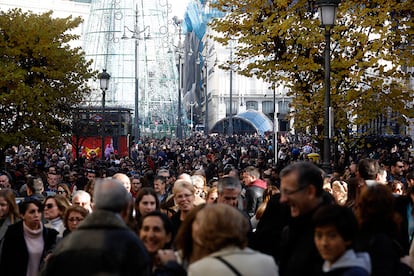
[41,178,151,276]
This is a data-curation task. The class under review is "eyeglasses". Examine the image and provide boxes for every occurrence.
[44,203,55,209]
[68,217,84,222]
[57,190,66,194]
[398,166,404,168]
[281,185,307,196]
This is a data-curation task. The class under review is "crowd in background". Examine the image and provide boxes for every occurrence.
[1,133,414,275]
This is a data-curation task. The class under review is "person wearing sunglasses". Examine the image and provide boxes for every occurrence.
[56,184,71,202]
[43,195,71,238]
[387,159,407,187]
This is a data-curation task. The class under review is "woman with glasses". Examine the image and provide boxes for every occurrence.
[43,195,70,238]
[0,198,58,276]
[171,179,196,235]
[62,205,89,237]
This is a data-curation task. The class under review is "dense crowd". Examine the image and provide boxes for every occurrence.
[1,133,414,275]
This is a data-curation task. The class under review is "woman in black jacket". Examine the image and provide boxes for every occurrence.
[0,198,58,276]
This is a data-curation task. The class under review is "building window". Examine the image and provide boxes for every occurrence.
[278,101,290,114]
[246,101,258,110]
[262,101,274,114]
[225,100,238,115]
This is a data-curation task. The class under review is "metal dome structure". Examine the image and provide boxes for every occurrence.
[210,109,273,136]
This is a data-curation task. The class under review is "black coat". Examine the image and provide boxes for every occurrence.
[245,183,265,218]
[41,209,151,276]
[355,230,401,276]
[0,221,58,276]
[249,193,290,262]
[395,194,412,254]
[279,193,334,276]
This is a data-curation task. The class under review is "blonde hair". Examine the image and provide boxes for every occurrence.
[173,179,195,196]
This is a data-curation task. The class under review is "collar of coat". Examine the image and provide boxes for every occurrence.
[77,209,127,230]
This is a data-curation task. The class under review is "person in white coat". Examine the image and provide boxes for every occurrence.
[188,203,278,276]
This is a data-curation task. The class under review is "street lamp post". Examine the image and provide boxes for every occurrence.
[122,7,149,143]
[173,16,184,140]
[203,64,209,134]
[227,41,234,136]
[189,102,196,133]
[198,41,216,135]
[317,0,340,173]
[273,85,278,165]
[98,69,110,160]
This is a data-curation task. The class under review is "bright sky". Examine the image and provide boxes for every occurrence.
[169,0,191,18]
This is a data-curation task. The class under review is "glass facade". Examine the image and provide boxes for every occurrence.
[83,0,178,132]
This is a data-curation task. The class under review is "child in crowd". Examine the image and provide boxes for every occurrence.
[313,205,371,276]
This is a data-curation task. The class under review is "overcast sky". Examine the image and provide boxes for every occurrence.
[170,0,191,18]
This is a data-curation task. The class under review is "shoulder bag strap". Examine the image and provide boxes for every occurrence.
[214,256,242,276]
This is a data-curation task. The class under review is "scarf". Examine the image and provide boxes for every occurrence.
[23,221,44,276]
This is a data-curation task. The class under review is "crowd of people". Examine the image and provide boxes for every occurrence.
[0,133,414,275]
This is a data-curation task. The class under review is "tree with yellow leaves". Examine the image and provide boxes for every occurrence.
[210,0,413,156]
[0,9,94,150]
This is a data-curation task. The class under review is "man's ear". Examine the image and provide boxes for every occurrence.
[120,201,132,223]
[307,184,317,198]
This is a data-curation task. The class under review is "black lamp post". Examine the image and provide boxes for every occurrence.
[173,16,183,140]
[317,0,340,173]
[122,6,150,143]
[98,69,110,160]
[227,41,234,136]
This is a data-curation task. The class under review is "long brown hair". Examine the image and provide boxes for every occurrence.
[356,184,400,235]
[0,189,20,223]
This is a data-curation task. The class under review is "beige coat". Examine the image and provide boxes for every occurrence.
[188,246,279,276]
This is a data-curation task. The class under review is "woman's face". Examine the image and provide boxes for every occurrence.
[138,195,157,217]
[174,188,195,212]
[193,180,204,197]
[206,191,218,204]
[139,216,171,254]
[0,196,10,219]
[67,211,85,232]
[57,187,68,197]
[43,198,61,220]
[23,203,42,230]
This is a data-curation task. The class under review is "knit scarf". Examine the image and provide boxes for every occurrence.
[23,221,44,276]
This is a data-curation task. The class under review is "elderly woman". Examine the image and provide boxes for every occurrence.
[0,198,58,276]
[171,179,196,235]
[188,203,279,276]
[62,205,89,237]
